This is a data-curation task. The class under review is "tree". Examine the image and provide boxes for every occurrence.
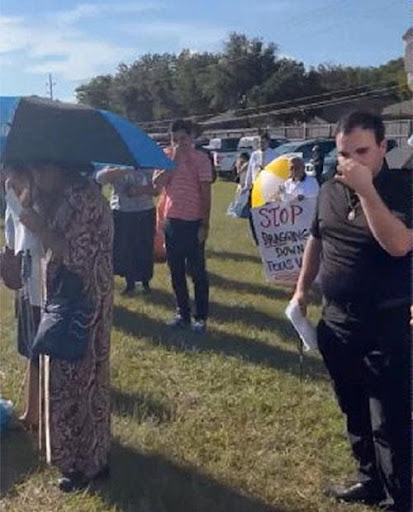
[248,59,322,106]
[76,75,114,110]
[75,33,406,122]
[173,50,218,115]
[202,33,278,110]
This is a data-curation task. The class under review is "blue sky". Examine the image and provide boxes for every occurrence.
[0,0,409,103]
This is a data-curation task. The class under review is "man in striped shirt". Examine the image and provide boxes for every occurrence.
[153,119,213,332]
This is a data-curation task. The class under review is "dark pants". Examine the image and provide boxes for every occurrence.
[113,208,156,288]
[164,218,209,322]
[317,304,411,511]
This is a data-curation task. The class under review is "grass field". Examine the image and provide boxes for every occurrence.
[1,180,374,512]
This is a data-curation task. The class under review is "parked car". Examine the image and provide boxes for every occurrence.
[209,135,289,178]
[237,135,288,152]
[322,138,399,182]
[206,137,240,177]
[272,138,336,162]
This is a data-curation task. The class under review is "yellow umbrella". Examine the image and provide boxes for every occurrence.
[251,156,291,208]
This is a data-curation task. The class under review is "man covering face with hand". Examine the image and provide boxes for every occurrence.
[291,110,412,512]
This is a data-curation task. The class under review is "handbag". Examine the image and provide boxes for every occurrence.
[31,266,93,361]
[0,247,23,290]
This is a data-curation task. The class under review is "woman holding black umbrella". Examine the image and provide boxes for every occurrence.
[18,160,113,492]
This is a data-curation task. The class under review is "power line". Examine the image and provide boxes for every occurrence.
[139,82,399,129]
[200,85,400,127]
[144,84,400,134]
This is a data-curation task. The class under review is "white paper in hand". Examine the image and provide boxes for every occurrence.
[285,299,318,351]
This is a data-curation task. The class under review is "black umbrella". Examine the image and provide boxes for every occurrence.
[0,96,174,170]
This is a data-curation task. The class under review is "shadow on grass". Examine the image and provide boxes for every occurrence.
[206,248,262,265]
[141,286,295,341]
[208,271,292,301]
[111,387,175,423]
[208,272,322,308]
[93,440,299,512]
[113,306,327,383]
[0,426,37,497]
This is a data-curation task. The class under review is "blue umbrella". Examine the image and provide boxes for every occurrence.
[0,96,174,171]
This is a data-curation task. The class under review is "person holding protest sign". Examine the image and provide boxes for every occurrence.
[279,156,319,202]
[291,111,412,512]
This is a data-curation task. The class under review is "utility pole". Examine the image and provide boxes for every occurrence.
[46,73,56,100]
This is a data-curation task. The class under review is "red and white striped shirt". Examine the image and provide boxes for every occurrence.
[163,146,212,221]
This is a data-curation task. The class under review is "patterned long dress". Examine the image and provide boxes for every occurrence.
[41,178,113,478]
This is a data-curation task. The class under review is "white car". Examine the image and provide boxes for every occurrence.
[207,135,289,178]
[238,135,289,153]
[206,137,240,176]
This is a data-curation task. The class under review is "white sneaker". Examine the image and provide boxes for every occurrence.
[191,320,207,333]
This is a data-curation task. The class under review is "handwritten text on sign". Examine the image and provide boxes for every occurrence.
[251,197,316,284]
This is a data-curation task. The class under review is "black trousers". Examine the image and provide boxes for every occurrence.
[317,304,411,511]
[164,218,209,322]
[113,208,156,286]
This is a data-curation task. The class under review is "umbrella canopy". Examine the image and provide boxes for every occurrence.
[0,96,174,170]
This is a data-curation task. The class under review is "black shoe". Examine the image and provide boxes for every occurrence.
[57,471,89,493]
[120,286,136,297]
[324,481,385,505]
[94,464,110,480]
[57,465,110,492]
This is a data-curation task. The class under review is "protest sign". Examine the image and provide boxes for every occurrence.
[251,197,316,285]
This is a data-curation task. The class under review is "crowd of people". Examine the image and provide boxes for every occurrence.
[1,107,411,511]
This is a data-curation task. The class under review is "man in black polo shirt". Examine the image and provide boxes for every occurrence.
[292,111,412,512]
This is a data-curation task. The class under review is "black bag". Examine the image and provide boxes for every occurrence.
[31,266,93,361]
[0,246,22,290]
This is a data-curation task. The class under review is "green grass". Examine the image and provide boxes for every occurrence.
[1,181,374,511]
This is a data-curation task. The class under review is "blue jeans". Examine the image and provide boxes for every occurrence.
[164,218,209,322]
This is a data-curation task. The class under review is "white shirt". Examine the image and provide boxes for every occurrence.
[245,148,278,189]
[5,185,44,306]
[95,168,154,212]
[280,176,320,202]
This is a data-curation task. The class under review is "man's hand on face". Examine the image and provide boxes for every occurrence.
[335,159,374,197]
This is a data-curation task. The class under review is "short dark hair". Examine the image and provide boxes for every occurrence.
[239,152,250,162]
[335,111,385,145]
[170,119,193,135]
[259,131,271,141]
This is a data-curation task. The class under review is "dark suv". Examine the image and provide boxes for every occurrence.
[272,138,336,163]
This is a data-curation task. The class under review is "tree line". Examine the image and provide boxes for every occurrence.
[76,33,408,123]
